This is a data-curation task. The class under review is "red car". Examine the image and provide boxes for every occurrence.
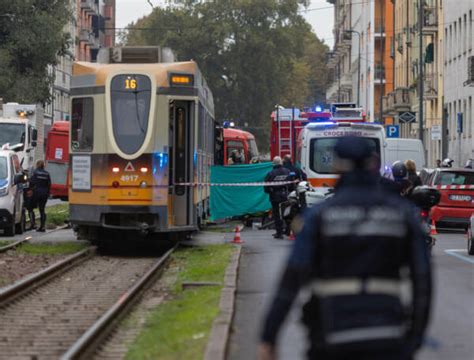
[426,168,474,229]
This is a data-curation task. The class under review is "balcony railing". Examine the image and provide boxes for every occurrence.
[424,73,439,99]
[394,87,411,110]
[81,0,99,14]
[423,6,438,32]
[375,17,385,37]
[374,64,385,83]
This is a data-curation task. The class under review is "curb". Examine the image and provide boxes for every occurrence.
[204,245,242,360]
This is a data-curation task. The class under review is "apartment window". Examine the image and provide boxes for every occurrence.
[470,11,473,51]
[464,14,468,54]
[469,97,472,137]
[449,25,453,60]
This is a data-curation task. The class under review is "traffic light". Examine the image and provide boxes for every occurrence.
[425,43,434,64]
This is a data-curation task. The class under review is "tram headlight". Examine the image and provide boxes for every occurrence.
[140,167,148,173]
[140,181,147,188]
[112,167,120,173]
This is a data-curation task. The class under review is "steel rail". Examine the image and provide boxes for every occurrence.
[62,245,177,360]
[0,247,94,307]
[0,237,30,253]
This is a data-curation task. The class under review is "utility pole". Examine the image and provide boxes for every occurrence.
[418,0,424,143]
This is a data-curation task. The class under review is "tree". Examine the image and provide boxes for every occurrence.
[0,0,72,104]
[126,0,329,151]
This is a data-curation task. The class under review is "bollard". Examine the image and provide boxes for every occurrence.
[430,219,438,236]
[231,226,244,244]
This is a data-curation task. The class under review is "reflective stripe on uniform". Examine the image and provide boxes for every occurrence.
[326,325,404,344]
[310,278,401,297]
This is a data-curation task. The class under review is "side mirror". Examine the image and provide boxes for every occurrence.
[31,129,38,142]
[14,173,27,185]
[31,141,37,147]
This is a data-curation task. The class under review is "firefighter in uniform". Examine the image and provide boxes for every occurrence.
[30,160,51,232]
[259,136,432,360]
[264,156,291,239]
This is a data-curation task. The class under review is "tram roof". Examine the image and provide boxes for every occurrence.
[72,60,214,116]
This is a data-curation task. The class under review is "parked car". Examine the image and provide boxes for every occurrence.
[0,149,27,236]
[426,168,474,230]
[468,214,474,255]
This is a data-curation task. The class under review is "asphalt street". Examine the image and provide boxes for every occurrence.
[227,229,474,360]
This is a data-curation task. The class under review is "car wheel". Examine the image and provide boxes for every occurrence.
[468,229,474,256]
[4,210,15,237]
[15,210,25,235]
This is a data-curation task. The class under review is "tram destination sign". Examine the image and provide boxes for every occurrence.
[398,111,417,123]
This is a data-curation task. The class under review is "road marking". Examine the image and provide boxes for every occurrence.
[444,249,474,264]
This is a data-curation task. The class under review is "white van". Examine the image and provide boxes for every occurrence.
[385,138,426,170]
[0,150,27,236]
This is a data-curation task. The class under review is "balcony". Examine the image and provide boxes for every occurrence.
[79,29,94,43]
[424,73,439,100]
[374,64,386,84]
[394,87,411,111]
[423,6,438,33]
[375,17,385,38]
[81,0,99,14]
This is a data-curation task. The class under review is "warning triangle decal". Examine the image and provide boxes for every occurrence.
[124,162,135,172]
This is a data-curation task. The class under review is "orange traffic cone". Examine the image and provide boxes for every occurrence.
[430,219,438,236]
[231,226,244,244]
[288,230,296,241]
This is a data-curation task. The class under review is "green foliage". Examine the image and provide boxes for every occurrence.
[17,242,86,255]
[126,244,233,360]
[0,0,72,104]
[125,0,329,151]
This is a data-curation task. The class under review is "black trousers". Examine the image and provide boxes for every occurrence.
[36,194,48,228]
[271,201,284,235]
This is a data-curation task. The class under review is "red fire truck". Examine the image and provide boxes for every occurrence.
[270,107,332,160]
[45,121,69,200]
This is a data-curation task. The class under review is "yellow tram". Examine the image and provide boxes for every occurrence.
[68,47,215,241]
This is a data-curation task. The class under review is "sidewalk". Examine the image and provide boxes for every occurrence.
[227,229,307,360]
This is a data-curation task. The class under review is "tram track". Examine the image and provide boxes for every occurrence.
[0,237,30,253]
[0,245,176,360]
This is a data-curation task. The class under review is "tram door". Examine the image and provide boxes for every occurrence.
[170,101,194,226]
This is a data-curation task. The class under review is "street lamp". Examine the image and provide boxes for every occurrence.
[344,30,361,107]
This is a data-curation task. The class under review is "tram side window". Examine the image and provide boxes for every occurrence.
[71,98,94,152]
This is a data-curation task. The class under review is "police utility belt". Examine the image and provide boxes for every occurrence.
[306,277,405,348]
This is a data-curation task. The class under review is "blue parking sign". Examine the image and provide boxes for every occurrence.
[386,125,400,138]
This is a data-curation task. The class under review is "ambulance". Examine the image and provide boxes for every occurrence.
[297,122,386,206]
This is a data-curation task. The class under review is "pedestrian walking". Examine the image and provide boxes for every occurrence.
[259,136,432,360]
[264,156,290,239]
[30,160,51,232]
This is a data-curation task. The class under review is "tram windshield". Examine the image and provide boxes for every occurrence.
[111,74,151,155]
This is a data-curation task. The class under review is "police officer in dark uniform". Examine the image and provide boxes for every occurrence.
[30,160,51,232]
[264,156,291,239]
[259,137,432,360]
[283,154,307,182]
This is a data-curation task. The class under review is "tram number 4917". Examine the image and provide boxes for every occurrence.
[121,175,139,182]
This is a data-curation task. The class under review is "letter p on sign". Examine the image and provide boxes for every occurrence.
[386,125,400,138]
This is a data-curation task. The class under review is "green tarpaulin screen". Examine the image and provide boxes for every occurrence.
[210,162,273,220]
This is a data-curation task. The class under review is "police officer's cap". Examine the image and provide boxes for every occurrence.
[334,136,373,164]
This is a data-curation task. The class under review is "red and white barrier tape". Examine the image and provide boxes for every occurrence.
[434,185,474,190]
[174,180,299,187]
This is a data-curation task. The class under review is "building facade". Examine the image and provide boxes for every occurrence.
[383,0,444,167]
[327,1,394,123]
[444,0,474,166]
[326,0,353,104]
[45,0,115,125]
